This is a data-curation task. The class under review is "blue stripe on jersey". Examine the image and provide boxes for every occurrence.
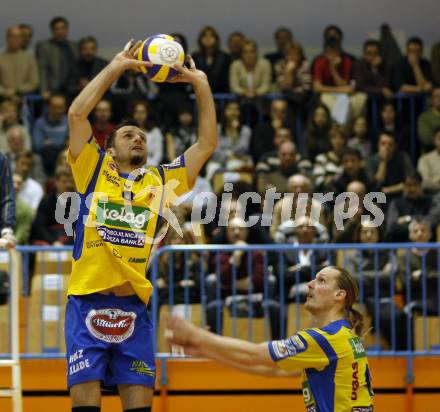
[319,319,351,335]
[304,329,338,412]
[153,166,165,240]
[73,150,105,260]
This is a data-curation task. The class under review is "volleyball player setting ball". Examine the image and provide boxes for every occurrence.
[65,36,217,412]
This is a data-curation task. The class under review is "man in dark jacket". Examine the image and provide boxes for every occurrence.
[0,152,16,249]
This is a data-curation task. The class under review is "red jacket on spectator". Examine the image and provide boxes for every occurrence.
[92,123,115,149]
[313,55,353,86]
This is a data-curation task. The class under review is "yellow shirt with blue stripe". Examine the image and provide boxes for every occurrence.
[67,138,190,304]
[268,319,374,412]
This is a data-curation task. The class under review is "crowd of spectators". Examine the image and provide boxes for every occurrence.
[1,16,440,346]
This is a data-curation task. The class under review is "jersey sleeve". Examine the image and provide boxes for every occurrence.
[268,330,330,372]
[159,154,193,205]
[67,138,102,193]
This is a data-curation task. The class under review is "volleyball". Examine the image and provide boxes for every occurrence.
[137,34,185,82]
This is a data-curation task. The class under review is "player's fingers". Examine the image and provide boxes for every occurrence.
[187,55,196,70]
[123,39,135,52]
[130,40,143,57]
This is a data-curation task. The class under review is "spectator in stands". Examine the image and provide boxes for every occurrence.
[377,102,409,152]
[156,228,201,309]
[130,101,163,167]
[206,216,279,338]
[192,26,230,93]
[257,140,312,195]
[273,40,311,105]
[332,147,372,195]
[331,180,367,243]
[313,37,366,128]
[227,31,245,61]
[0,100,31,153]
[11,172,32,244]
[251,99,293,162]
[264,27,294,75]
[395,37,433,94]
[432,41,440,86]
[348,117,371,158]
[301,103,333,160]
[229,38,272,100]
[321,24,356,64]
[31,166,74,245]
[67,36,108,99]
[417,127,440,193]
[36,16,78,100]
[165,104,197,162]
[92,99,115,149]
[207,100,252,178]
[258,127,293,163]
[313,125,346,192]
[14,151,43,213]
[0,26,39,103]
[354,39,393,99]
[5,126,45,184]
[366,131,414,200]
[32,93,68,175]
[270,174,328,240]
[19,24,33,50]
[0,152,16,249]
[386,172,433,242]
[417,87,440,151]
[397,217,439,315]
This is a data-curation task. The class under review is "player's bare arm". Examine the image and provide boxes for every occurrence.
[68,39,152,159]
[171,57,217,188]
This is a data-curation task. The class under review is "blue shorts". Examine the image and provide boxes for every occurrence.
[65,293,156,389]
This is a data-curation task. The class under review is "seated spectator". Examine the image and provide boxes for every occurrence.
[156,228,201,309]
[32,93,68,175]
[66,36,108,98]
[165,105,197,162]
[227,31,245,62]
[313,37,366,128]
[270,174,328,240]
[354,39,393,99]
[313,125,346,192]
[300,104,333,160]
[273,41,311,105]
[258,127,293,163]
[207,100,252,178]
[130,101,163,167]
[264,26,294,74]
[0,100,31,153]
[12,172,33,245]
[19,24,33,50]
[331,180,367,243]
[229,38,272,100]
[332,147,373,195]
[14,151,43,213]
[376,101,409,151]
[257,141,312,195]
[92,99,115,149]
[365,131,414,200]
[348,117,371,158]
[320,24,356,65]
[417,87,440,151]
[31,166,75,245]
[35,16,78,100]
[386,172,433,242]
[397,217,439,315]
[432,41,440,86]
[0,26,38,104]
[5,126,46,184]
[395,37,433,94]
[192,26,231,93]
[206,216,279,338]
[251,98,293,162]
[417,127,440,193]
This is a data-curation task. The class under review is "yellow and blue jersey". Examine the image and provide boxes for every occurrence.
[268,319,374,412]
[67,138,190,304]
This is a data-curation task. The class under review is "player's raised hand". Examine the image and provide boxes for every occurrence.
[164,314,200,347]
[112,39,153,72]
[170,56,208,86]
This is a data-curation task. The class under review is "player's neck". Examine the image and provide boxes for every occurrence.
[314,309,344,329]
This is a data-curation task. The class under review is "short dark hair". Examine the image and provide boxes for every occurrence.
[379,130,397,141]
[105,120,140,150]
[274,26,293,39]
[50,16,69,30]
[406,36,423,49]
[363,39,381,52]
[324,36,341,51]
[19,23,32,31]
[48,93,66,104]
[341,147,362,160]
[79,36,97,48]
[324,25,343,40]
[405,171,423,183]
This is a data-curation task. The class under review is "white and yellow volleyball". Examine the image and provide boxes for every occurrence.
[137,34,185,82]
